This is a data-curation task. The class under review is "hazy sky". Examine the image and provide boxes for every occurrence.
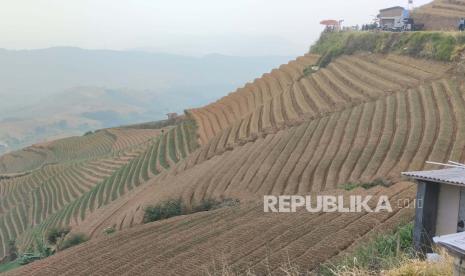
[1,0,432,56]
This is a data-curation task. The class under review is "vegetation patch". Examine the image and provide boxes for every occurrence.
[341,178,392,191]
[318,223,415,275]
[46,226,71,245]
[143,198,239,224]
[59,233,89,250]
[311,31,465,67]
[0,260,21,273]
[103,226,116,235]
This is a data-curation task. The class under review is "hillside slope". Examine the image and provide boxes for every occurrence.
[0,121,199,257]
[413,0,465,30]
[73,75,465,239]
[2,32,465,274]
[5,182,415,276]
[0,128,162,174]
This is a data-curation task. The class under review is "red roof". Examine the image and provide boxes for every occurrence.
[320,20,339,26]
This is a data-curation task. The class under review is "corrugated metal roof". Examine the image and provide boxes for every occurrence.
[402,168,465,186]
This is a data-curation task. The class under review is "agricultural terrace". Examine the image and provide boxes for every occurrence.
[5,121,197,256]
[0,128,162,174]
[413,0,465,30]
[5,182,415,276]
[0,120,198,258]
[188,50,450,147]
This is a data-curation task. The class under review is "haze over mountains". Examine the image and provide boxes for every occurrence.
[0,47,291,154]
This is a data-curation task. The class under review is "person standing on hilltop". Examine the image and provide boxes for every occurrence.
[460,18,465,31]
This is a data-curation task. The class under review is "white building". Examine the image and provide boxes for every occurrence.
[378,6,410,31]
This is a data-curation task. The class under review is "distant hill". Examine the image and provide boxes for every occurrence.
[0,47,291,153]
[0,87,168,154]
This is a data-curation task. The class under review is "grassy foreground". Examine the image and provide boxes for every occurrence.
[311,31,465,67]
[319,222,453,275]
[208,222,453,275]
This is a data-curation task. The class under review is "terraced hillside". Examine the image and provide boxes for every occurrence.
[2,31,465,274]
[0,121,198,258]
[74,75,465,238]
[188,54,320,144]
[413,0,465,30]
[5,182,416,276]
[0,128,162,174]
[188,54,450,145]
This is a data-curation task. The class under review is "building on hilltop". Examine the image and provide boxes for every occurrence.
[403,165,465,253]
[378,6,410,31]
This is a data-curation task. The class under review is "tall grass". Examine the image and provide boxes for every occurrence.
[207,222,453,276]
[310,31,465,67]
[319,223,415,275]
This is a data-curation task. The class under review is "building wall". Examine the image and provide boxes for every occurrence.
[381,18,396,27]
[436,185,460,235]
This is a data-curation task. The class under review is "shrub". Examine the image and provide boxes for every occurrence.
[341,182,360,191]
[59,233,88,250]
[46,226,71,245]
[143,199,184,223]
[33,233,53,257]
[143,198,240,224]
[18,253,41,265]
[341,178,392,191]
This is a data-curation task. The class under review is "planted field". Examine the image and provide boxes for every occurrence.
[1,45,464,274]
[413,0,465,29]
[68,78,465,240]
[5,182,416,276]
[0,128,162,174]
[0,148,144,258]
[188,54,320,144]
[0,121,198,259]
[188,54,450,145]
[417,0,465,17]
[0,121,198,257]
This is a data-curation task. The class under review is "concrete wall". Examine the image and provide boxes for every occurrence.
[436,185,460,235]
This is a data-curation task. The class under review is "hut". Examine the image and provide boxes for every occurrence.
[402,164,465,253]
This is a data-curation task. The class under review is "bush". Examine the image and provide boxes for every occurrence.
[46,226,71,245]
[59,233,88,250]
[342,178,392,191]
[33,233,53,257]
[143,198,240,224]
[143,199,184,223]
[18,253,41,265]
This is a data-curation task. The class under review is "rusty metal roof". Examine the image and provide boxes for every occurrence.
[402,168,465,186]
